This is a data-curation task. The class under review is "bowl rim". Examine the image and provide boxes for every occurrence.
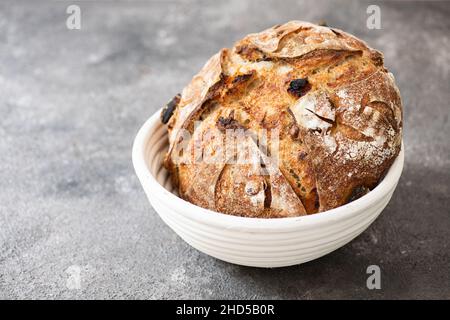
[132,109,404,231]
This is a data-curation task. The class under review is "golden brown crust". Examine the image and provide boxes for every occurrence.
[163,21,403,217]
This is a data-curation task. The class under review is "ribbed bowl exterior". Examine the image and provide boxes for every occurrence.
[133,111,404,268]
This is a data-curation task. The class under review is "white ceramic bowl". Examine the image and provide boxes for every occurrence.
[132,110,404,268]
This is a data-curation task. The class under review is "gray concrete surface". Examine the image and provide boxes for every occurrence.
[0,0,449,299]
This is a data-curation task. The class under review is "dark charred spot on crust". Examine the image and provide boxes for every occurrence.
[263,178,272,209]
[338,122,374,142]
[330,28,342,37]
[370,50,384,67]
[367,100,398,131]
[347,186,370,203]
[245,181,260,196]
[216,111,244,132]
[232,72,254,84]
[289,124,300,139]
[313,188,320,210]
[235,44,269,62]
[160,93,181,124]
[298,151,308,161]
[229,71,255,93]
[287,78,311,98]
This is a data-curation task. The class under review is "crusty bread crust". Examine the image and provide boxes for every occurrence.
[162,21,403,217]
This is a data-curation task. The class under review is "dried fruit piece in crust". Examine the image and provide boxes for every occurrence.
[289,71,402,211]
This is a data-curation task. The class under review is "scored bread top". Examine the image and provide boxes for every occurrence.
[162,21,403,218]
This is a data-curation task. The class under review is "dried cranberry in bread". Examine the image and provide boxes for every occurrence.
[162,21,402,218]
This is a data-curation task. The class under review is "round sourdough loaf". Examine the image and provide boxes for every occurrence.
[161,21,403,218]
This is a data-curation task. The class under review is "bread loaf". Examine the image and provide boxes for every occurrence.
[161,21,403,218]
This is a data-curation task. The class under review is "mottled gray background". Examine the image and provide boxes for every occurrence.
[0,0,449,299]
